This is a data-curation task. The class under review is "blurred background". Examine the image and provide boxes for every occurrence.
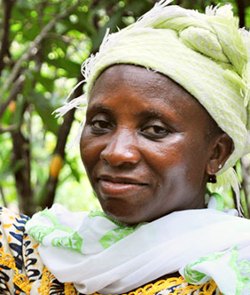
[0,0,250,216]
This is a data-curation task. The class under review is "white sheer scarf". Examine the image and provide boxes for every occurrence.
[26,204,250,294]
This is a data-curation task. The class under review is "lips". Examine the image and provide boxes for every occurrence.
[97,175,148,197]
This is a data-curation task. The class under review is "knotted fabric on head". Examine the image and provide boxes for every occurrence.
[57,0,250,212]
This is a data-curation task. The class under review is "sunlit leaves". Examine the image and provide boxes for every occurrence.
[2,0,247,214]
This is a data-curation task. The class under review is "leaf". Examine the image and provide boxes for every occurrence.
[64,157,81,183]
[30,93,59,134]
[45,57,80,78]
[33,73,55,93]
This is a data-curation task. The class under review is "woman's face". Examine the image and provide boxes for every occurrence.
[80,65,216,224]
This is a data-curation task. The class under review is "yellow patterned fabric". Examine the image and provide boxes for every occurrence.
[41,272,221,295]
[0,207,43,294]
[0,207,221,294]
[0,251,221,295]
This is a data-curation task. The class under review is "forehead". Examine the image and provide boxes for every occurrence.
[90,64,193,101]
[88,65,211,122]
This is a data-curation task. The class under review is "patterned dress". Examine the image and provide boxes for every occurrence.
[0,207,221,295]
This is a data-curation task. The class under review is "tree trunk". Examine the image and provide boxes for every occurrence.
[236,0,246,28]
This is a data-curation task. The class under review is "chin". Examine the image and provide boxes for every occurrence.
[102,205,142,226]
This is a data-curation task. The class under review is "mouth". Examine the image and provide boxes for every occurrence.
[97,175,148,197]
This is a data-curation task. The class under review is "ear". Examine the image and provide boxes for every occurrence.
[206,133,233,175]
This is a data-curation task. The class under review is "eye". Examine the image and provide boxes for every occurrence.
[90,113,114,134]
[92,120,110,129]
[141,121,170,139]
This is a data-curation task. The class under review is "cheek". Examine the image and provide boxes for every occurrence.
[171,146,208,194]
[145,144,185,177]
[80,131,102,173]
[145,140,206,188]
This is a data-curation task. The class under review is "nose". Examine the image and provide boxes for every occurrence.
[100,129,141,167]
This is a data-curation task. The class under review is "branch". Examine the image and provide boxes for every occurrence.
[0,0,16,75]
[0,125,17,133]
[2,0,82,95]
[11,107,34,216]
[236,0,246,27]
[12,133,33,216]
[41,109,76,209]
[0,74,25,119]
[41,76,82,209]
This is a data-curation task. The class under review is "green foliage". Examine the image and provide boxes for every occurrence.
[0,0,250,215]
[0,0,157,214]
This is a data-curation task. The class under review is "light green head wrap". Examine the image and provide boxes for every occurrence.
[58,0,250,212]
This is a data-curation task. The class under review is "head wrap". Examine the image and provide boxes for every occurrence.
[57,0,250,213]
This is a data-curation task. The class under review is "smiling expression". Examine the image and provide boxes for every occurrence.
[80,65,219,224]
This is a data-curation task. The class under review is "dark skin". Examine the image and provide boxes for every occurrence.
[80,64,233,287]
[80,64,233,226]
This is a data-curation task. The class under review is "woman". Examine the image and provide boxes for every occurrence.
[1,1,250,294]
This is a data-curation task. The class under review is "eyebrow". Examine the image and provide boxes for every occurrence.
[135,109,165,119]
[86,103,113,115]
[135,108,180,125]
[87,101,180,121]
